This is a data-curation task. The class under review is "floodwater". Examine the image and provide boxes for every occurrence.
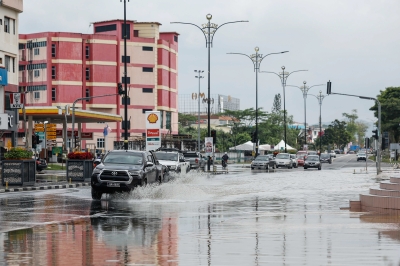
[1,168,400,265]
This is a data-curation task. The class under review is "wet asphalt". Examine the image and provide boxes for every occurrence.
[1,155,399,265]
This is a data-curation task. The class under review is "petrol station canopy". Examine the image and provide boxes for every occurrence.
[18,106,122,123]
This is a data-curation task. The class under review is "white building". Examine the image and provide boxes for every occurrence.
[0,0,23,93]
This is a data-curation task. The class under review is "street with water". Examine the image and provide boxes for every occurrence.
[1,154,400,265]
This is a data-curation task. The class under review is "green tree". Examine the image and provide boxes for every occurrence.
[321,119,351,149]
[342,109,358,142]
[178,113,197,127]
[370,87,400,143]
[271,94,281,113]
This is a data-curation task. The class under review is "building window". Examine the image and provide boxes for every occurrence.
[85,46,89,59]
[142,109,152,114]
[142,46,153,51]
[4,56,10,72]
[12,18,15,34]
[174,36,178,42]
[142,88,153,93]
[94,24,117,33]
[142,67,153,72]
[52,88,56,101]
[121,23,130,39]
[34,92,40,99]
[12,57,15,73]
[160,110,164,128]
[34,70,40,77]
[86,67,90,80]
[34,48,40,55]
[133,30,139,37]
[52,44,56,57]
[4,17,10,33]
[18,65,25,71]
[97,138,105,148]
[121,77,130,84]
[52,66,56,79]
[19,43,25,50]
[85,88,90,102]
[166,112,171,130]
[122,56,130,63]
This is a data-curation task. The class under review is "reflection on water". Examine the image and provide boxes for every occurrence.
[1,170,400,265]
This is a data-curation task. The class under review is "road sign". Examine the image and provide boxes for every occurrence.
[46,131,57,136]
[35,124,45,132]
[34,124,44,128]
[46,136,57,140]
[46,123,56,129]
[10,103,23,109]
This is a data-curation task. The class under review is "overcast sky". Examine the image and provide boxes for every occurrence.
[20,0,400,130]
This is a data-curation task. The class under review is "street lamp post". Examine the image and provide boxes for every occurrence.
[121,0,129,150]
[227,48,288,156]
[287,81,323,147]
[310,91,327,154]
[262,67,307,153]
[195,70,204,152]
[171,15,248,170]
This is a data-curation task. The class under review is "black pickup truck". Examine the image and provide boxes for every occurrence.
[91,150,167,200]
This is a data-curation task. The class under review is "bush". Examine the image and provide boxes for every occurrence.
[67,151,93,160]
[4,147,33,160]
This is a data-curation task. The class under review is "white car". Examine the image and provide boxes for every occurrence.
[154,151,190,173]
[275,153,293,169]
[330,151,336,158]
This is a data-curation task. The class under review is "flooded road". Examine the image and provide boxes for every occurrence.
[1,165,400,265]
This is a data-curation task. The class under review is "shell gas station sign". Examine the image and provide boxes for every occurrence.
[145,111,160,151]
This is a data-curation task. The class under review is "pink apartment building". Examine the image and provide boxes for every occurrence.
[18,19,178,150]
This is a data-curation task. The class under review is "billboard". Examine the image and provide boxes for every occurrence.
[205,137,213,156]
[145,111,161,151]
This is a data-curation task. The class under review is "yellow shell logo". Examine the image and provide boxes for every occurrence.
[147,113,158,123]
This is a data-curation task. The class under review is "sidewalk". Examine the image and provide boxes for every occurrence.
[0,169,91,193]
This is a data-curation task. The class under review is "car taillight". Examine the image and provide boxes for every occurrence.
[195,158,198,163]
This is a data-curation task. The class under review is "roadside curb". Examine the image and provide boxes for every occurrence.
[0,182,91,193]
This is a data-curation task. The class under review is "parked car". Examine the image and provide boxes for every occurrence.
[91,150,161,200]
[290,154,298,168]
[357,152,367,161]
[296,154,305,166]
[334,149,341,154]
[275,153,292,169]
[304,155,321,170]
[251,155,276,170]
[183,151,206,170]
[154,151,190,173]
[36,158,48,172]
[320,153,332,164]
[330,151,336,158]
[347,150,355,154]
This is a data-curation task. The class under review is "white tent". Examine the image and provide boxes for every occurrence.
[273,140,296,151]
[229,141,270,151]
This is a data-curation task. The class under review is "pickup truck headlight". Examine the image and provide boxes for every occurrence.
[128,171,141,176]
[92,168,102,175]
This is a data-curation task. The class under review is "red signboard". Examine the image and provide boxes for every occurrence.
[147,129,160,137]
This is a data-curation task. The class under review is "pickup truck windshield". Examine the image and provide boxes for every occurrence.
[155,152,178,161]
[103,153,143,165]
[183,153,199,158]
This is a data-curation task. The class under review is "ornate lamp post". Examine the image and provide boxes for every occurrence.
[227,48,288,156]
[171,15,248,170]
[287,81,323,147]
[195,70,204,152]
[309,90,328,154]
[261,67,307,152]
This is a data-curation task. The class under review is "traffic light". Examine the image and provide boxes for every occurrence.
[210,130,217,144]
[372,129,378,139]
[32,134,37,149]
[326,80,332,95]
[117,83,124,95]
[251,131,257,143]
[365,137,370,149]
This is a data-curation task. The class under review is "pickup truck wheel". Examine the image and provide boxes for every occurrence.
[91,188,102,200]
[141,178,147,187]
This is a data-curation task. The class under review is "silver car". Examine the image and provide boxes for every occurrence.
[275,153,292,169]
[251,155,275,170]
